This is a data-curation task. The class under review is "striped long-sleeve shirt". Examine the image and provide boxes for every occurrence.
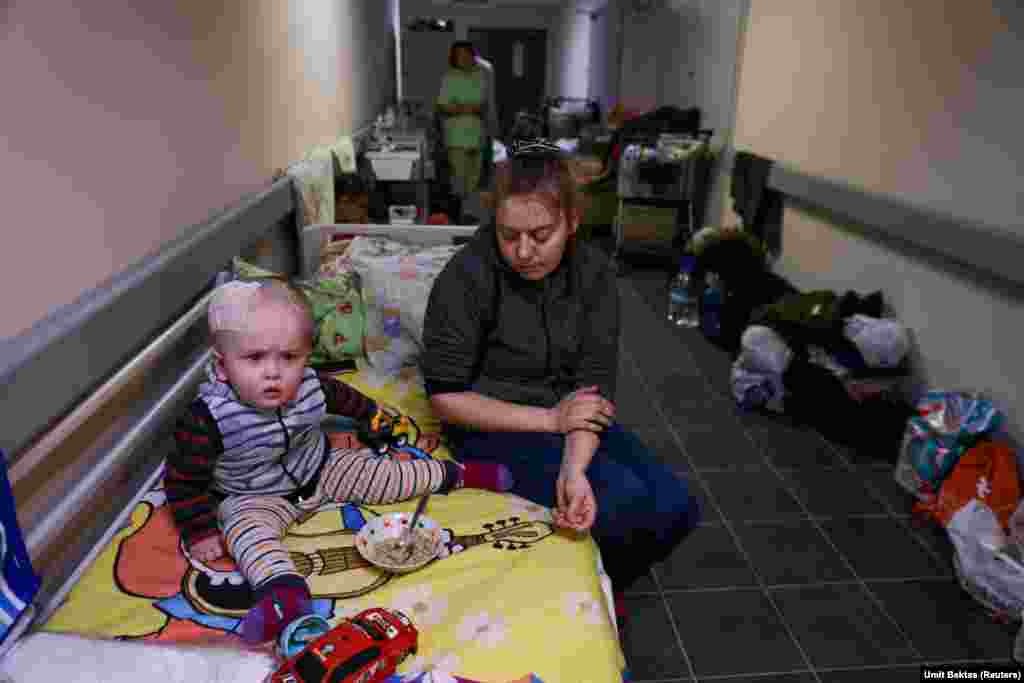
[166,364,379,545]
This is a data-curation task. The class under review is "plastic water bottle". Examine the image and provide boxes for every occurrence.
[667,255,699,327]
[701,272,723,339]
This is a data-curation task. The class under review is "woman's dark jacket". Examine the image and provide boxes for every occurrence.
[421,223,620,408]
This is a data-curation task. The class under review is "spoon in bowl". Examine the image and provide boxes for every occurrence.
[401,492,431,561]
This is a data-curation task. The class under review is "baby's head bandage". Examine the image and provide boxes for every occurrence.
[208,281,264,335]
[207,278,314,346]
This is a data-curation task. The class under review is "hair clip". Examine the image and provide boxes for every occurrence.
[508,138,563,159]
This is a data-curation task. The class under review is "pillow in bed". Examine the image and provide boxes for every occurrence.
[230,257,366,366]
[344,237,464,377]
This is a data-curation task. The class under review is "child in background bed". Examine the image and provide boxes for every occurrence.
[166,278,512,644]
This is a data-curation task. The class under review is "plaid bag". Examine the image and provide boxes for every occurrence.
[894,391,1004,502]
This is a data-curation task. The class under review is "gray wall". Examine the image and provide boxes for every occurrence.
[549,3,593,99]
[0,0,397,340]
[731,1,1024,439]
[399,0,560,99]
[586,4,614,113]
[612,0,749,226]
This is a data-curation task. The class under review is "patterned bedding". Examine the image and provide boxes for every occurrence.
[42,367,627,683]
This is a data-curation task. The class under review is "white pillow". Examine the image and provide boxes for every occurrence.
[346,236,464,376]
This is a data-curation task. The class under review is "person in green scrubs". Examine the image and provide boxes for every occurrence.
[437,41,486,199]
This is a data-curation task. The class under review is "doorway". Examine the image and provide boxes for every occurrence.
[467,28,548,140]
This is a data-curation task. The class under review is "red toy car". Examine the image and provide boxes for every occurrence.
[271,608,418,683]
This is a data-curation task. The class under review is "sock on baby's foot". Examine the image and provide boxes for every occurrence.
[240,574,313,644]
[457,461,514,492]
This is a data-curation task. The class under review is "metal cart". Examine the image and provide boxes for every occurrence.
[612,133,709,265]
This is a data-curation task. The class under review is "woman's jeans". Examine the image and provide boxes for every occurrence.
[449,424,701,590]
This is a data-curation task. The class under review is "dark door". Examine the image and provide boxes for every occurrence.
[468,28,548,141]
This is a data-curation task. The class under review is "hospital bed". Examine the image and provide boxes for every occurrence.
[0,178,626,682]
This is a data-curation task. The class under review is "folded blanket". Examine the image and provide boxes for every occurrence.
[289,146,336,227]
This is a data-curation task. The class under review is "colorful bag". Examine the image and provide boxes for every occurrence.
[0,450,41,648]
[913,440,1021,530]
[231,258,366,366]
[894,391,1004,501]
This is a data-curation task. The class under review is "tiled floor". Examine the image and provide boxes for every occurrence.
[612,264,1019,682]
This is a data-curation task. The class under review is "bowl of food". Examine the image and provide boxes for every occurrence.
[356,511,444,573]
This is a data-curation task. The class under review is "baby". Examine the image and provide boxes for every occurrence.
[166,278,512,644]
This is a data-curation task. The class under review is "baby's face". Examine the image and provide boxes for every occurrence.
[213,303,311,411]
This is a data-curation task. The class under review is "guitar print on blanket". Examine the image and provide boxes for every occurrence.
[183,512,554,619]
[84,415,556,644]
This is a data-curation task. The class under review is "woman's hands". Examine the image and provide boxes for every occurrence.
[548,385,616,435]
[553,464,597,532]
[553,417,602,533]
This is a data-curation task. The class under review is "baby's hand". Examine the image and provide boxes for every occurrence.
[190,535,226,562]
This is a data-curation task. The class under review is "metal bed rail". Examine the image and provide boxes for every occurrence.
[0,178,299,624]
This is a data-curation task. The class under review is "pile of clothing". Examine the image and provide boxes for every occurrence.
[690,228,921,462]
[729,289,916,462]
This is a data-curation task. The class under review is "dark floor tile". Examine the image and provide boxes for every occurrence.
[770,583,920,668]
[780,469,889,517]
[836,447,902,471]
[680,332,734,380]
[622,312,678,350]
[658,525,758,590]
[753,423,845,469]
[647,370,718,413]
[620,595,691,680]
[858,468,916,516]
[678,422,765,469]
[733,520,855,585]
[852,454,902,471]
[687,476,724,527]
[817,665,929,682]
[625,569,660,595]
[870,579,1017,661]
[622,327,686,366]
[623,270,670,307]
[633,425,689,471]
[820,517,950,580]
[616,386,666,431]
[667,589,808,677]
[696,370,736,403]
[701,470,805,522]
[904,518,955,570]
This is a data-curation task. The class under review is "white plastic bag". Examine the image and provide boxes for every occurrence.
[843,315,910,369]
[947,499,1024,618]
[1011,499,1024,551]
[738,325,792,375]
[730,326,791,412]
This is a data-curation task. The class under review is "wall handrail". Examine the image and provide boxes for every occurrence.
[766,161,1024,290]
[0,179,295,462]
[725,147,1024,291]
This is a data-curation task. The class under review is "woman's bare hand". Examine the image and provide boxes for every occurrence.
[553,466,597,532]
[548,385,616,435]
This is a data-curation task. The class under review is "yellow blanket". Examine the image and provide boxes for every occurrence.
[44,368,626,683]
